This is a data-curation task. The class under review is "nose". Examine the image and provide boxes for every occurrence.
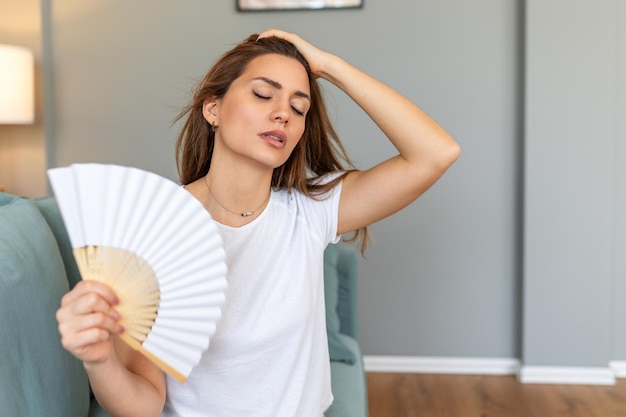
[270,101,290,124]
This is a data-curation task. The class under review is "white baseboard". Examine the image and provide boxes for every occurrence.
[518,365,616,385]
[363,356,622,385]
[609,361,626,378]
[363,355,520,375]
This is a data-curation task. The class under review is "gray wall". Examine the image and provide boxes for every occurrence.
[614,0,626,362]
[39,0,626,366]
[524,0,626,367]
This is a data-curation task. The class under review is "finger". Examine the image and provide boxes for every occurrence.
[60,307,123,334]
[56,309,119,336]
[257,28,291,41]
[62,291,119,320]
[60,326,114,354]
[56,291,122,341]
[61,280,119,308]
[256,28,277,39]
[58,311,124,349]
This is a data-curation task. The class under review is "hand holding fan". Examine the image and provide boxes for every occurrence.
[48,163,227,383]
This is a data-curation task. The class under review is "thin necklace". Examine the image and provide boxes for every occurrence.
[204,175,270,217]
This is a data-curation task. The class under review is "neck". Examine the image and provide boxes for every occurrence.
[209,141,275,194]
[204,174,271,218]
[198,142,275,225]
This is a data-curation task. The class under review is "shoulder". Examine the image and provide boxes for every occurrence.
[273,173,344,207]
[310,171,346,188]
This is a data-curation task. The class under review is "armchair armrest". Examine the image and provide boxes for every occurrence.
[334,244,359,339]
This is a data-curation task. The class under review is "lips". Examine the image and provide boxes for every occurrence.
[259,130,287,148]
[264,134,283,143]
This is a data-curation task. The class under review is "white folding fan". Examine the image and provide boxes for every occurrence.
[47,163,228,383]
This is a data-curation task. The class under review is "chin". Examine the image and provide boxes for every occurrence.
[257,152,293,171]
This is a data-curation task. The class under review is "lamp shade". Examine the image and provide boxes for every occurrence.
[0,44,34,124]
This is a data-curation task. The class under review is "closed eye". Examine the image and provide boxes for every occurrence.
[255,91,306,116]
[254,91,270,100]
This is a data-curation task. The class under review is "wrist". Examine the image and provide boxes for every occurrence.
[83,351,119,375]
[317,55,357,91]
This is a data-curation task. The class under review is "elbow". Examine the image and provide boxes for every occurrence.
[403,135,461,183]
[449,140,461,165]
[438,137,461,172]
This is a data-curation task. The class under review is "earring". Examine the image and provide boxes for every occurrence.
[211,121,218,132]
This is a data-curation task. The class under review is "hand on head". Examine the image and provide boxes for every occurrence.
[257,29,332,77]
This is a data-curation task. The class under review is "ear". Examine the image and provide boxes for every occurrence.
[202,99,219,124]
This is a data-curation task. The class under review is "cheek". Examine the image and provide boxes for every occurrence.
[288,128,305,153]
[219,108,259,145]
[292,119,306,142]
[223,101,256,127]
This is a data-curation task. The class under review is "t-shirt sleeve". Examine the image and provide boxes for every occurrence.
[326,179,343,245]
[299,173,344,247]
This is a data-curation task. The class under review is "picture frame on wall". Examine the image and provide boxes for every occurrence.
[237,0,363,11]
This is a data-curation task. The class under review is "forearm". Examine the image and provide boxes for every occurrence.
[85,351,165,417]
[318,54,460,168]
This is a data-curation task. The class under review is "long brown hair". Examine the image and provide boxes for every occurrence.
[174,34,368,252]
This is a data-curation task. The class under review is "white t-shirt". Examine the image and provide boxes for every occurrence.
[161,179,342,417]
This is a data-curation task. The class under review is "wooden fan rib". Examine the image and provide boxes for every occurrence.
[124,327,152,342]
[117,306,158,321]
[118,291,160,307]
[73,244,162,353]
[118,334,188,384]
[73,246,161,297]
[120,315,159,336]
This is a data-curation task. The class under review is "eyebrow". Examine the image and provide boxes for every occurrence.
[253,77,311,101]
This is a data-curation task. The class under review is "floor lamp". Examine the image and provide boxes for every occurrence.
[0,44,35,192]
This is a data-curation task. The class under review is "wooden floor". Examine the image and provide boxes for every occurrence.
[367,373,626,417]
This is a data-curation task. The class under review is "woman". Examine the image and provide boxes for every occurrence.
[56,29,460,417]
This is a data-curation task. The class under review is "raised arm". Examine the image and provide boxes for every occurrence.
[258,29,461,234]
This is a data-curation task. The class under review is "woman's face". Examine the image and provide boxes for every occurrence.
[205,53,311,170]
